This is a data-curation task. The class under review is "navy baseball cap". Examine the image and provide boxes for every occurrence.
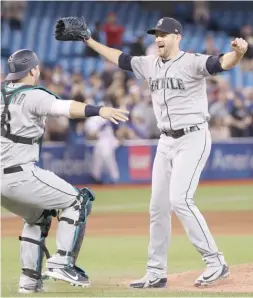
[5,49,39,81]
[147,17,183,35]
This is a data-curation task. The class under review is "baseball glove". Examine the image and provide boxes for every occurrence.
[55,16,91,41]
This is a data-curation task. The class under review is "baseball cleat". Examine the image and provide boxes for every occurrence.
[42,266,91,288]
[18,287,44,294]
[130,274,167,288]
[194,264,230,287]
[74,265,89,278]
[19,288,37,294]
[18,281,44,293]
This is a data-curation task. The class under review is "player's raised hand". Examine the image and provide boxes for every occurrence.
[231,38,248,55]
[99,107,129,124]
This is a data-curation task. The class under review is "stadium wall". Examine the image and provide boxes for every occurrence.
[38,139,253,184]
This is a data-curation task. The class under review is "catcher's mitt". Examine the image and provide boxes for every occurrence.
[55,16,91,41]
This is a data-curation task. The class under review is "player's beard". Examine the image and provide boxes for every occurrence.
[160,41,180,59]
[157,47,165,57]
[158,44,173,59]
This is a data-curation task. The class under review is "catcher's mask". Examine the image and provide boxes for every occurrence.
[5,49,39,81]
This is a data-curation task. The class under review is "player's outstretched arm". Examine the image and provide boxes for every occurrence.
[85,38,122,66]
[49,100,129,124]
[55,17,141,73]
[219,38,248,70]
[29,91,129,124]
[69,101,129,124]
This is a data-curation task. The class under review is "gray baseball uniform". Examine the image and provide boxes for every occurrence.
[1,83,93,289]
[130,52,226,277]
[1,83,78,211]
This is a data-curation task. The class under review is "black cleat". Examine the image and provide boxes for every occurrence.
[42,266,91,288]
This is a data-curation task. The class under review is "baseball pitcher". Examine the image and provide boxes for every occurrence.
[1,49,129,293]
[54,16,248,288]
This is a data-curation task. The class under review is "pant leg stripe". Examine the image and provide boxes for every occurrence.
[32,171,77,198]
[184,130,211,251]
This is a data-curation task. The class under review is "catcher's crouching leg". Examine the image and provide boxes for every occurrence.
[19,210,54,293]
[44,187,94,287]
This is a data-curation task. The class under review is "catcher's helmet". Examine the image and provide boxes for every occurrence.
[5,49,39,81]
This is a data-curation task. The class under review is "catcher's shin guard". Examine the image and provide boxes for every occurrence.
[49,187,95,267]
[19,210,54,289]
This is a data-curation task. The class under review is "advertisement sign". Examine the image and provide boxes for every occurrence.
[129,146,152,180]
[202,141,253,180]
[38,139,253,184]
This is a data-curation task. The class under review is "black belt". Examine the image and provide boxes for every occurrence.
[3,166,23,174]
[161,126,200,139]
[1,128,42,145]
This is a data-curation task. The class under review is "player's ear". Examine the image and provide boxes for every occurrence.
[177,34,182,41]
[173,34,179,41]
[30,68,36,77]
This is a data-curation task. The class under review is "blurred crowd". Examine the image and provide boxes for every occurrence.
[39,11,253,143]
[85,12,146,56]
[1,1,26,30]
[1,7,253,143]
[192,1,253,71]
[32,58,253,144]
[37,61,160,143]
[207,77,253,140]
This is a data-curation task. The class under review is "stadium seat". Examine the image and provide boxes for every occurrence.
[1,1,252,87]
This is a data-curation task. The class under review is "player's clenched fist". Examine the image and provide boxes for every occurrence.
[231,38,248,55]
[99,107,129,124]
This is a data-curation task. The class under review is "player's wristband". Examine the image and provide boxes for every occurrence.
[84,105,102,117]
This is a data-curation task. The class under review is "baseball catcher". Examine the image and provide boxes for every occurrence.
[1,49,129,293]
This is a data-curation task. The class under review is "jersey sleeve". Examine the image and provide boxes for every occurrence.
[193,53,211,77]
[25,89,58,116]
[130,56,153,79]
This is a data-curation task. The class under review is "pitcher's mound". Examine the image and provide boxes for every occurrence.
[123,264,253,293]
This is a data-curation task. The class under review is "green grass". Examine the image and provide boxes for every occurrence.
[93,184,253,212]
[80,184,253,213]
[1,184,253,215]
[2,184,253,296]
[2,235,253,297]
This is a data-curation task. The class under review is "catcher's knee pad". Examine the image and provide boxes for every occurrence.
[19,210,55,280]
[78,187,94,219]
[57,187,95,263]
